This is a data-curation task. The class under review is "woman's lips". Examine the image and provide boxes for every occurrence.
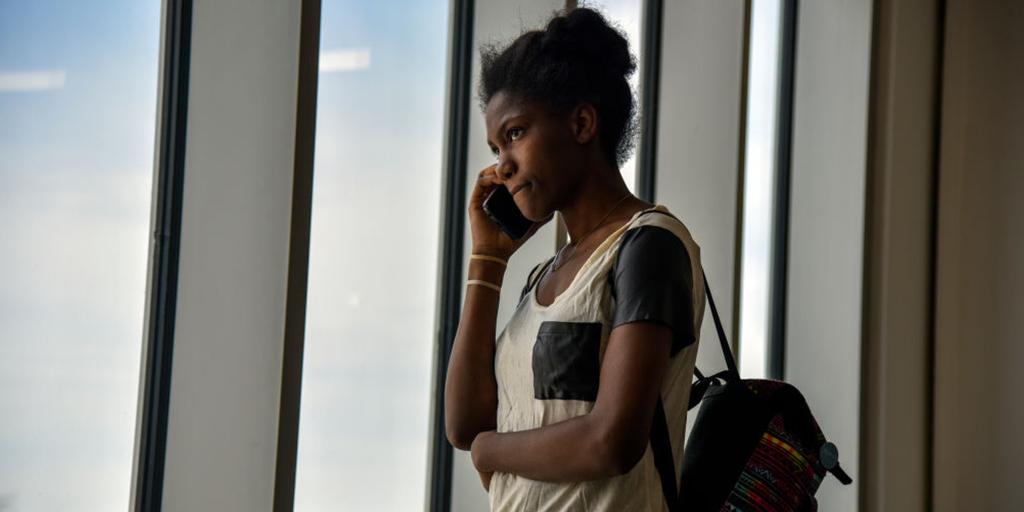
[512,183,530,195]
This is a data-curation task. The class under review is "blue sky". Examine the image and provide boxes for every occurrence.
[0,1,160,511]
[295,1,449,509]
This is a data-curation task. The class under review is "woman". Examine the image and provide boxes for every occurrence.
[444,7,706,511]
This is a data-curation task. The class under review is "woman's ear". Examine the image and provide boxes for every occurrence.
[570,102,599,144]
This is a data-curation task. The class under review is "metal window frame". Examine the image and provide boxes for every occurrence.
[273,0,322,509]
[133,0,192,508]
[637,0,664,203]
[429,0,476,511]
[766,0,798,380]
[733,0,753,360]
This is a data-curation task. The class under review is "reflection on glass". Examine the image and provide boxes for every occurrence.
[292,1,449,510]
[738,0,783,379]
[0,1,160,510]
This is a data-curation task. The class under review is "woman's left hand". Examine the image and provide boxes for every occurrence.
[477,469,493,492]
[471,430,495,472]
[471,431,496,491]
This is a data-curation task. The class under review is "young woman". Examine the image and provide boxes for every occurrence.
[444,7,706,511]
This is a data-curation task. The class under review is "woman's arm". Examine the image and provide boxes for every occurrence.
[446,163,552,468]
[470,320,673,481]
[443,256,505,450]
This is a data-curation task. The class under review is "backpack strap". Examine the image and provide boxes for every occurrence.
[702,270,739,379]
[652,398,682,512]
[518,256,555,302]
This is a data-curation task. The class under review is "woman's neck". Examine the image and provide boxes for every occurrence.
[558,172,647,242]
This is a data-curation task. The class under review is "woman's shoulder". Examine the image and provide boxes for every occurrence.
[625,205,699,250]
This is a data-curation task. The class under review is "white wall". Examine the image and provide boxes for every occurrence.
[151,0,305,509]
[785,0,873,510]
[656,0,747,377]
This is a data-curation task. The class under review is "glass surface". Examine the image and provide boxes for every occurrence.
[0,1,161,510]
[595,0,643,194]
[292,1,450,510]
[738,0,783,379]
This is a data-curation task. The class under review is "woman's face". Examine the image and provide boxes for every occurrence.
[485,90,583,222]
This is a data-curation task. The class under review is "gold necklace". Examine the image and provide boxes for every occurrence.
[551,193,632,272]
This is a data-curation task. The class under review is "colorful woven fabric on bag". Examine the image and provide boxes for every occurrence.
[720,382,828,512]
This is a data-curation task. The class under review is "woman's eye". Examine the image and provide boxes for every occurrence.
[507,128,524,141]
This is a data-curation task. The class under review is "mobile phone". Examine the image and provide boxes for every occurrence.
[482,184,533,240]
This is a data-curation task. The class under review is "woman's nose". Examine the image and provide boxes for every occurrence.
[496,158,515,181]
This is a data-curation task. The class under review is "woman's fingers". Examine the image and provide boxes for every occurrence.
[469,165,501,207]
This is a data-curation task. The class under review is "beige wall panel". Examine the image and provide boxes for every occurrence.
[933,1,1024,510]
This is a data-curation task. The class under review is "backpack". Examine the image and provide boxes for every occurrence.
[650,271,853,511]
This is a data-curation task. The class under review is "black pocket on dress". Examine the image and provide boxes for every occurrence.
[532,321,603,401]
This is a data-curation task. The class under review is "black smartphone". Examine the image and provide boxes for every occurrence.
[482,184,533,240]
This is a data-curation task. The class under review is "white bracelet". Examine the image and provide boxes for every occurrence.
[467,279,501,292]
[470,254,508,266]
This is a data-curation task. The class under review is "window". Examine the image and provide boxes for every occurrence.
[0,1,161,510]
[738,0,789,379]
[292,1,451,510]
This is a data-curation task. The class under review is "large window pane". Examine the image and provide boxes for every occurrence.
[738,0,783,379]
[0,2,161,510]
[292,1,450,510]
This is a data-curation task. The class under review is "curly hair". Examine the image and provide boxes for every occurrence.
[478,6,638,168]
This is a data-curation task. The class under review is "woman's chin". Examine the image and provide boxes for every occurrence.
[513,195,536,221]
[521,205,552,223]
[516,200,543,223]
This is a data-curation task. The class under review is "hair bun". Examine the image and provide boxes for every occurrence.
[542,7,636,80]
[477,6,639,168]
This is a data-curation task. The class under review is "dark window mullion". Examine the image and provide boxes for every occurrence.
[272,0,322,509]
[430,1,475,511]
[637,0,664,202]
[767,0,798,380]
[134,0,192,510]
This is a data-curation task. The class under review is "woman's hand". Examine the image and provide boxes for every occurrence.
[469,164,553,259]
[471,430,497,491]
[477,469,494,492]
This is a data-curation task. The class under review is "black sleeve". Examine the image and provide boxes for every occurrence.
[608,226,696,357]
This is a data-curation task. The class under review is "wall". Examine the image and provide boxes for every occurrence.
[861,0,940,509]
[933,1,1024,509]
[785,0,874,510]
[656,0,747,378]
[153,0,305,509]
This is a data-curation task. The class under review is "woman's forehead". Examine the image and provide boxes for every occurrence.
[485,91,528,122]
[485,92,556,131]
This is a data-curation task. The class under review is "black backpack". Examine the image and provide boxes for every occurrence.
[650,272,853,511]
